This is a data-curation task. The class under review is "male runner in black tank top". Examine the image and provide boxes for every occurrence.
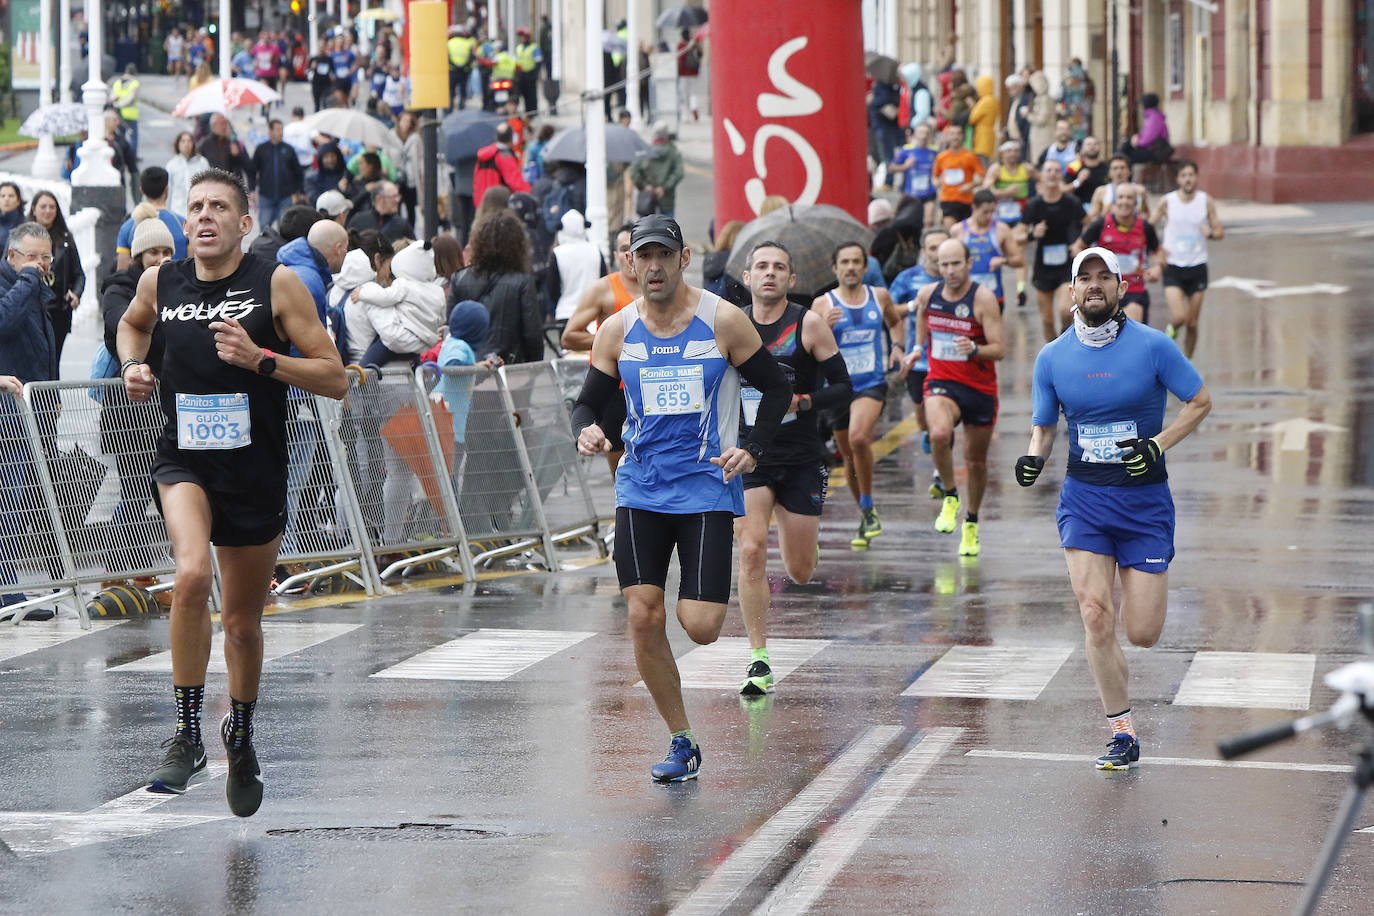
[117,168,347,817]
[735,241,850,695]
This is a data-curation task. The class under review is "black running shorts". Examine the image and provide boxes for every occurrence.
[614,507,734,603]
[1031,264,1071,293]
[905,370,927,404]
[825,383,887,430]
[924,377,999,427]
[151,455,287,547]
[940,200,973,223]
[742,461,829,517]
[1163,263,1208,296]
[1122,289,1150,324]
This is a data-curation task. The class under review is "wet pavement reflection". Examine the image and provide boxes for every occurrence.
[1,227,1372,913]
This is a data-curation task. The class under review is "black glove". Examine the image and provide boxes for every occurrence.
[1115,437,1162,477]
[1014,455,1045,487]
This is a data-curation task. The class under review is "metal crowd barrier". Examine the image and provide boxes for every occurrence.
[501,361,609,560]
[1,357,615,624]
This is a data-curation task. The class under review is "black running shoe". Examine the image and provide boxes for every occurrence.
[148,735,207,794]
[740,659,775,695]
[220,713,263,817]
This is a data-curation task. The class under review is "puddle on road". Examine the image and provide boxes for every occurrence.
[266,822,510,840]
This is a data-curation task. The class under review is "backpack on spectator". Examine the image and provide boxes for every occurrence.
[541,183,574,235]
[682,43,702,72]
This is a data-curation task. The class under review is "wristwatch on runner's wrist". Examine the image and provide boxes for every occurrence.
[257,349,278,376]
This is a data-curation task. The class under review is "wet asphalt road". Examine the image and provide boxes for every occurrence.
[2,86,1374,913]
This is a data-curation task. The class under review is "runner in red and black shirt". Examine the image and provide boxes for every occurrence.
[1076,183,1163,326]
[913,237,1005,557]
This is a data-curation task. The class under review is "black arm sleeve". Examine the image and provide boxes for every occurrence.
[571,365,620,438]
[806,352,853,413]
[1079,217,1104,246]
[735,346,791,454]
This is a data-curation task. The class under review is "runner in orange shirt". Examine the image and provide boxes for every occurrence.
[932,125,984,229]
[561,223,641,474]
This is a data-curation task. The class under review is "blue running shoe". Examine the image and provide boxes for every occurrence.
[921,430,932,454]
[1095,733,1140,770]
[651,735,701,782]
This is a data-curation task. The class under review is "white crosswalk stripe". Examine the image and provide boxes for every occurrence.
[371,628,596,681]
[0,619,126,664]
[902,645,1074,700]
[643,637,830,690]
[1172,650,1316,710]
[110,622,361,673]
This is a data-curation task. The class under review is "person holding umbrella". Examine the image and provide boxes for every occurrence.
[629,123,684,218]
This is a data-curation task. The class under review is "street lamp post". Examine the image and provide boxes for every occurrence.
[71,0,120,187]
[33,0,60,178]
[219,0,231,80]
[59,0,73,105]
[626,0,640,128]
[70,0,125,289]
[583,0,608,258]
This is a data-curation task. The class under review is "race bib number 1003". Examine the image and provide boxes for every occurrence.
[640,364,705,416]
[176,392,252,450]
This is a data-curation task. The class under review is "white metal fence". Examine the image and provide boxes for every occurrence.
[0,359,613,627]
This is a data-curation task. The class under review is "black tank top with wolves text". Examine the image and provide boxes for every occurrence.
[155,254,291,502]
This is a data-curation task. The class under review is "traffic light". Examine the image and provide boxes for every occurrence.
[208,24,218,35]
[291,0,300,11]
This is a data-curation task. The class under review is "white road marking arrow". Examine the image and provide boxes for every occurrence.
[1210,276,1349,299]
[1257,418,1349,451]
[0,764,229,857]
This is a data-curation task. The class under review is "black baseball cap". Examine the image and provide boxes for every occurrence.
[629,214,685,253]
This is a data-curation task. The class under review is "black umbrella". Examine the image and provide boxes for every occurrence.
[440,109,505,163]
[541,125,651,165]
[726,204,874,300]
[656,6,709,29]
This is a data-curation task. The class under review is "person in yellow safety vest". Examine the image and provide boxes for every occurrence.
[514,26,543,115]
[447,25,476,110]
[110,64,141,158]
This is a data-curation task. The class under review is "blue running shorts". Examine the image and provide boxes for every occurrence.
[1056,476,1175,573]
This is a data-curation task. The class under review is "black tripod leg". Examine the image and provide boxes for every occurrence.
[1297,745,1374,916]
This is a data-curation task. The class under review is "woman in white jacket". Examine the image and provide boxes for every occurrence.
[164,131,209,218]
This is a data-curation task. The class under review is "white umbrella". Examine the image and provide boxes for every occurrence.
[297,107,402,160]
[172,78,281,117]
[19,102,89,139]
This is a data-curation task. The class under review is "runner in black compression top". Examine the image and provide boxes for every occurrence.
[735,240,849,695]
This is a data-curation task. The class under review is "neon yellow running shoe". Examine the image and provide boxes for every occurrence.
[958,521,980,556]
[1166,323,1178,340]
[935,495,960,533]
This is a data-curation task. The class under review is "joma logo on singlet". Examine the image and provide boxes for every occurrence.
[651,345,679,355]
[161,298,263,323]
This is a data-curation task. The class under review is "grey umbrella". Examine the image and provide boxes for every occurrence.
[440,109,505,163]
[865,53,900,86]
[726,204,875,300]
[541,125,650,165]
[19,102,89,139]
[656,6,709,29]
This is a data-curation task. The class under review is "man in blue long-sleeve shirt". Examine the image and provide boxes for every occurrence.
[249,119,306,230]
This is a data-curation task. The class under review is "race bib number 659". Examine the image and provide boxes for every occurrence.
[640,365,705,416]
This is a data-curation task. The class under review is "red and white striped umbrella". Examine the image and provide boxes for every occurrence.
[171,78,281,117]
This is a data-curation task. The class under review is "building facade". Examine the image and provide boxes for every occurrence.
[888,0,1374,203]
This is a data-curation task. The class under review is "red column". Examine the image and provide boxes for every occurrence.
[709,1,868,226]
